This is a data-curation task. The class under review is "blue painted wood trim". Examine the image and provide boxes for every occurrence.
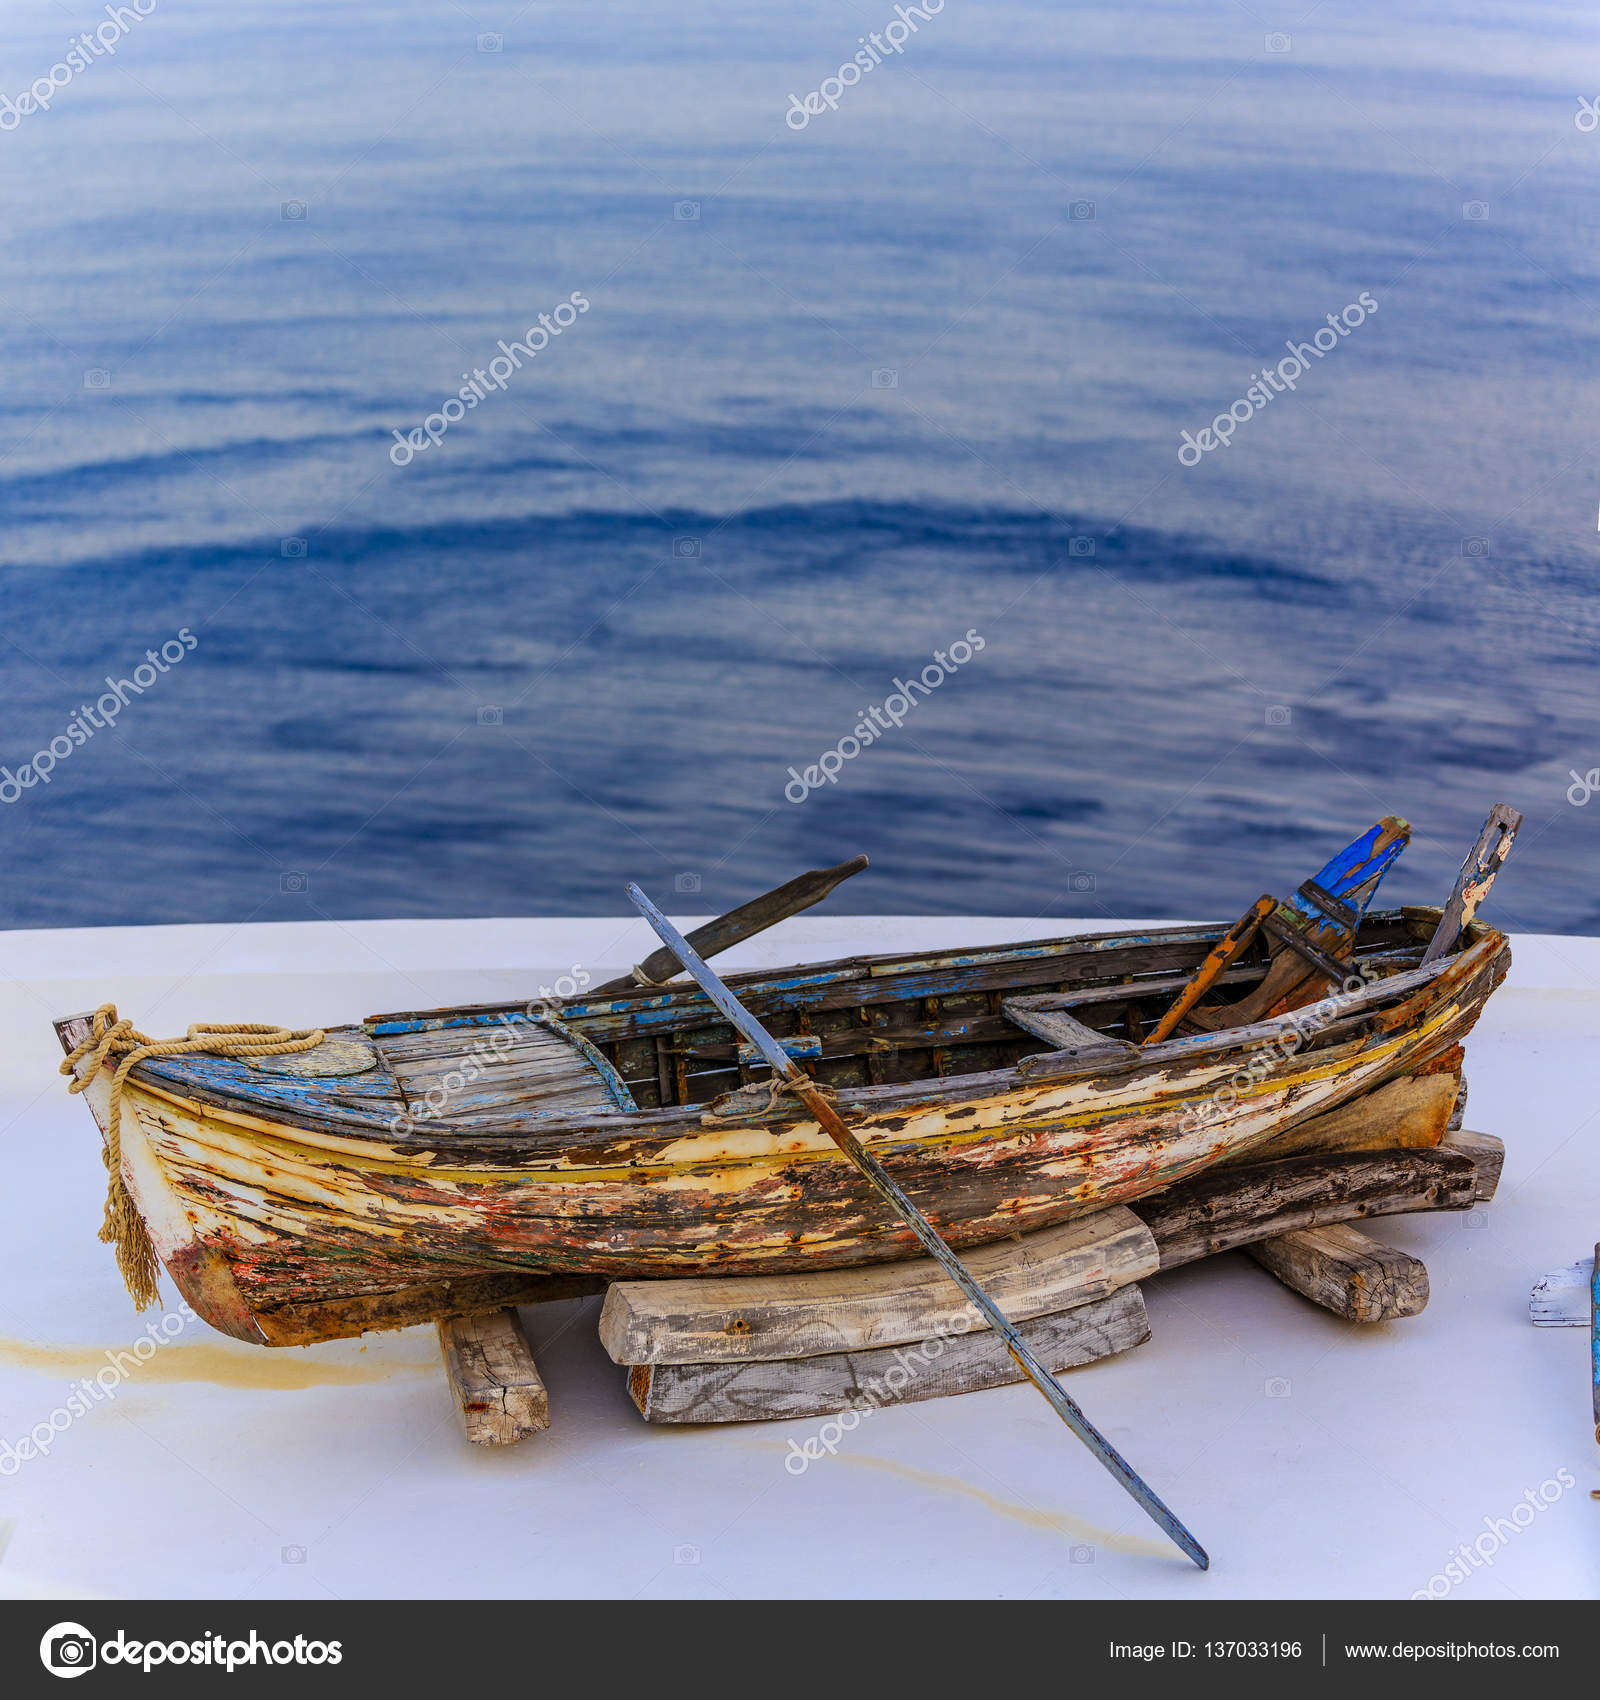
[538,1012,639,1113]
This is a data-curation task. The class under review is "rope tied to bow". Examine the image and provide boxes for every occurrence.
[59,1004,327,1311]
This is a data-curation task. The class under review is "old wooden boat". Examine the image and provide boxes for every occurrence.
[55,901,1509,1348]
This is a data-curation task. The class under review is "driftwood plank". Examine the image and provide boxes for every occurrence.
[599,1206,1157,1365]
[437,1308,550,1445]
[1420,804,1521,966]
[626,1285,1149,1423]
[1129,1148,1478,1269]
[1439,1127,1503,1202]
[1246,1223,1429,1322]
[999,997,1137,1060]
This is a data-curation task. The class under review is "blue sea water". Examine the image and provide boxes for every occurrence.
[1,0,1597,932]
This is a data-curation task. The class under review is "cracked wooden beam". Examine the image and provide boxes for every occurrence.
[1246,1222,1429,1322]
[437,1308,549,1445]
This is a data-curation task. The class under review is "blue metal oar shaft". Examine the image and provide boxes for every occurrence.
[625,883,1209,1570]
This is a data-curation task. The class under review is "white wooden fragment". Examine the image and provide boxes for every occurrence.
[1438,1128,1504,1202]
[1530,1260,1592,1327]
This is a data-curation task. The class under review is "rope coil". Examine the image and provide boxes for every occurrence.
[60,1004,327,1311]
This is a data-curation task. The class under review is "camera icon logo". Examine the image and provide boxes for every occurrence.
[1462,200,1488,221]
[1265,704,1291,726]
[1461,537,1489,557]
[1069,200,1095,220]
[40,1623,97,1677]
[477,32,503,52]
[1067,536,1095,558]
[1265,1376,1292,1397]
[280,871,308,894]
[674,200,700,221]
[82,368,111,390]
[281,200,307,220]
[673,1543,701,1565]
[673,537,701,558]
[1461,1211,1489,1231]
[1069,870,1096,894]
[674,872,701,894]
[871,368,898,389]
[281,1544,307,1563]
[1265,32,1291,53]
[280,537,307,558]
[478,705,504,725]
[1069,1544,1095,1564]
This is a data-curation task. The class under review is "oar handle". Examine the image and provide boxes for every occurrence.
[1145,895,1274,1045]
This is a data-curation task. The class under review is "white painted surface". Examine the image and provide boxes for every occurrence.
[0,916,1595,1600]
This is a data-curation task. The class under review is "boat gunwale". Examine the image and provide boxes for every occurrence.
[89,915,1507,1156]
[362,920,1287,1033]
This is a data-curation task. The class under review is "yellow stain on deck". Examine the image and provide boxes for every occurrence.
[834,1453,1175,1559]
[0,1334,433,1391]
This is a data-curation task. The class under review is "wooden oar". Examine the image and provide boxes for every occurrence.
[1144,895,1274,1045]
[1419,804,1522,967]
[626,882,1210,1570]
[594,856,868,995]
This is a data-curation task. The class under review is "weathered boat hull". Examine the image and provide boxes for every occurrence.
[56,913,1508,1345]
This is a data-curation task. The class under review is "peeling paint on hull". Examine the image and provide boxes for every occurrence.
[59,920,1509,1342]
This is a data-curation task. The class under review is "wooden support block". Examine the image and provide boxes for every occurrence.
[1439,1128,1503,1202]
[1129,1147,1477,1269]
[1216,1069,1460,1171]
[1246,1223,1428,1322]
[599,1204,1157,1366]
[437,1308,550,1446]
[626,1285,1149,1423]
[1447,1072,1468,1132]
